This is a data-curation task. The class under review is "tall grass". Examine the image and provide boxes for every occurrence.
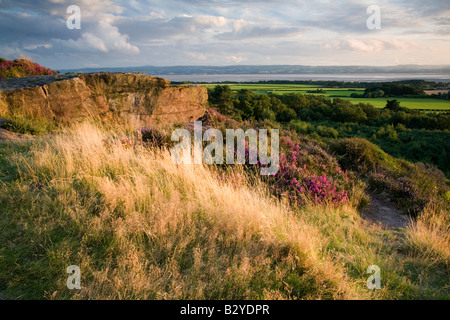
[0,123,362,299]
[405,204,450,267]
[0,122,448,299]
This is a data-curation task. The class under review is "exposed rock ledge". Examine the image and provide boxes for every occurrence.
[0,73,207,126]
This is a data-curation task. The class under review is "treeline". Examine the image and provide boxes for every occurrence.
[208,85,450,131]
[347,81,450,100]
[211,79,445,89]
[363,83,424,97]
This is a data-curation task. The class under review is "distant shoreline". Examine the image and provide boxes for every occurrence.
[158,73,450,83]
[59,65,450,83]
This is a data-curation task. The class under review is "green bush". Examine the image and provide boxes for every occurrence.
[329,137,396,175]
[289,120,312,134]
[316,125,339,138]
[330,138,449,216]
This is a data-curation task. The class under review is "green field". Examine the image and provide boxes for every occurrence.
[345,98,450,110]
[202,83,363,96]
[201,83,450,110]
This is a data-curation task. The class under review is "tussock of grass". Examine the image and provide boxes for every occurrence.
[405,205,450,267]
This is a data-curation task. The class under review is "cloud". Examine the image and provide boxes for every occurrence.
[217,21,302,40]
[226,55,247,63]
[0,0,449,68]
[54,20,139,54]
[325,39,421,53]
[185,51,207,61]
[114,14,232,42]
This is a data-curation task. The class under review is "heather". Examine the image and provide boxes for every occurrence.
[207,86,450,177]
[0,57,56,78]
[137,117,358,208]
[270,136,355,206]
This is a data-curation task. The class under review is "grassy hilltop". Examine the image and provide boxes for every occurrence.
[0,61,449,300]
[0,117,448,300]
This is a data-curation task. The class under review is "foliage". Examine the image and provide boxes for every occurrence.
[140,127,170,148]
[208,85,450,130]
[365,84,425,97]
[0,57,56,78]
[208,85,450,177]
[271,136,353,206]
[329,138,449,216]
[2,114,56,135]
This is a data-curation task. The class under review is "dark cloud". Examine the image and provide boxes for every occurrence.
[0,10,80,43]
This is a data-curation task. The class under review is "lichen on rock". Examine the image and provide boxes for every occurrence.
[0,72,207,126]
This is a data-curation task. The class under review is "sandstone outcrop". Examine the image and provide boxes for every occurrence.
[0,73,207,126]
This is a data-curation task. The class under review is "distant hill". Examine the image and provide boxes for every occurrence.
[0,57,57,79]
[60,64,450,76]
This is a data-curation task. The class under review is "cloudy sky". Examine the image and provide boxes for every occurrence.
[0,0,449,69]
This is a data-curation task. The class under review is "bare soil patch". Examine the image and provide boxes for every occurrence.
[361,193,410,229]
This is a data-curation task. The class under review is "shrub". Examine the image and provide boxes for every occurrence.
[316,125,339,138]
[333,138,449,216]
[269,136,354,206]
[289,120,312,134]
[329,137,395,175]
[0,57,56,78]
[367,172,391,192]
[140,127,169,149]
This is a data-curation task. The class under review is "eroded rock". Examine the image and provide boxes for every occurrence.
[0,73,207,126]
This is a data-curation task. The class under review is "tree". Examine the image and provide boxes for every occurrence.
[209,85,235,115]
[260,108,276,122]
[385,99,401,111]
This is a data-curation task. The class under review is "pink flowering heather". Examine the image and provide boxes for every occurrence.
[0,57,56,78]
[229,135,352,206]
[271,136,351,206]
[120,138,135,149]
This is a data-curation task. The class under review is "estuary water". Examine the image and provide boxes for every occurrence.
[159,73,450,83]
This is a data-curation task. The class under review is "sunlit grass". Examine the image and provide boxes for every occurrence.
[0,122,448,299]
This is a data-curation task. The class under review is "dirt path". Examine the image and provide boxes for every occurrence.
[361,193,410,230]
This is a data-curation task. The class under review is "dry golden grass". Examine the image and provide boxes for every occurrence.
[405,204,450,267]
[4,122,364,299]
[1,122,448,300]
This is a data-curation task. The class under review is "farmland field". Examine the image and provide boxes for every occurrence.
[200,83,450,110]
[345,97,450,110]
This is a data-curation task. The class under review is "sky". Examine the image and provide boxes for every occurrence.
[0,0,449,69]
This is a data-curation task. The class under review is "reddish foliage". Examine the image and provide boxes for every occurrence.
[0,58,56,78]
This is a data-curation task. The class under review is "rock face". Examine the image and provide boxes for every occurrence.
[0,73,207,126]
